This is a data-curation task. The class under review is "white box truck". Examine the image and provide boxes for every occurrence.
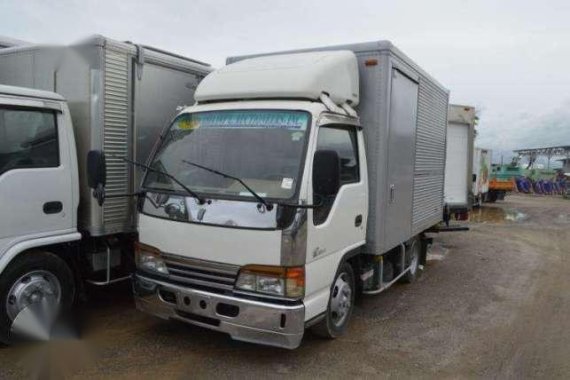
[89,41,448,349]
[472,148,492,206]
[444,104,476,217]
[0,36,211,343]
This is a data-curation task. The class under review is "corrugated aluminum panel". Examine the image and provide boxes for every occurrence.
[103,50,130,228]
[412,77,448,233]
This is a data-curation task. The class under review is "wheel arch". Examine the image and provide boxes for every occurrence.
[0,232,81,276]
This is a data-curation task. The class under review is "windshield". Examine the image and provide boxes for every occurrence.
[143,109,311,200]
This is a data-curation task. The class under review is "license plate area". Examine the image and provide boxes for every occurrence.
[176,292,212,316]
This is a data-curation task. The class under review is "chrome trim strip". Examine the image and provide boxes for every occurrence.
[280,208,308,266]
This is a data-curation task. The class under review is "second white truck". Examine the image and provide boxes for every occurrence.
[0,37,211,342]
[444,104,476,218]
[90,41,449,348]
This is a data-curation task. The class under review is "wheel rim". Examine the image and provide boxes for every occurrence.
[330,272,352,327]
[6,270,62,321]
[409,243,419,275]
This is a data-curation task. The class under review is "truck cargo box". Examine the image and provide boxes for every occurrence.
[0,35,212,236]
[228,41,449,254]
[445,104,476,211]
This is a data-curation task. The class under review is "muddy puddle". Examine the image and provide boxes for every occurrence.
[469,206,528,224]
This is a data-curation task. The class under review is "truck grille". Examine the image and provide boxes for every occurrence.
[163,255,239,292]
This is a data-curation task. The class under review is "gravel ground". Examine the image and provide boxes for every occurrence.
[1,194,569,379]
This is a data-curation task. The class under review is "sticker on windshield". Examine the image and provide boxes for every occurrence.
[291,131,304,141]
[178,118,200,130]
[281,178,294,189]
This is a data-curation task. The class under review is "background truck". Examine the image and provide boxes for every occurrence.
[89,41,449,349]
[488,163,519,202]
[0,36,211,343]
[472,148,492,206]
[444,104,476,218]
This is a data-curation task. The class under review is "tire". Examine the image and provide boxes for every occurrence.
[0,251,74,345]
[311,262,355,339]
[400,238,421,284]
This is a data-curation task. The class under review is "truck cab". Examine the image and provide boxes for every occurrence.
[132,52,368,349]
[0,85,80,341]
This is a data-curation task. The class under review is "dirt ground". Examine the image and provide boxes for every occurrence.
[1,194,570,379]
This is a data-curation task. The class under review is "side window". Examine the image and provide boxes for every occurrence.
[0,107,59,176]
[313,125,360,225]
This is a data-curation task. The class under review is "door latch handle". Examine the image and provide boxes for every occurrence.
[43,201,63,214]
[390,184,395,203]
[355,214,363,227]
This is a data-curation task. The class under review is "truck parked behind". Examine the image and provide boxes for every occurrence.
[472,147,491,206]
[88,41,449,349]
[444,104,476,218]
[0,36,211,342]
[488,163,519,202]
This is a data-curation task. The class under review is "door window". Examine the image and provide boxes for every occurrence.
[0,107,59,176]
[313,125,359,225]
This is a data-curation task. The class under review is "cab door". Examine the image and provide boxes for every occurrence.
[304,122,367,317]
[0,100,74,256]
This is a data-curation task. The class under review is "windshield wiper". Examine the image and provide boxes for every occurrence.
[181,159,273,211]
[117,156,206,204]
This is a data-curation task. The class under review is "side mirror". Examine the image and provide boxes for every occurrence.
[87,150,107,206]
[313,150,340,197]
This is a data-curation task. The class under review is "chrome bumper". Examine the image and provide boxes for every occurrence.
[133,274,305,349]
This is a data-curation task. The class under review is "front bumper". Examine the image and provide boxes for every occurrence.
[133,274,305,349]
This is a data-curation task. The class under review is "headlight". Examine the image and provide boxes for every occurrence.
[235,265,304,298]
[135,242,169,275]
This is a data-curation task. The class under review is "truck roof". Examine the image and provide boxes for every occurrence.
[448,104,477,125]
[0,84,65,101]
[0,35,29,49]
[195,51,359,106]
[0,35,213,76]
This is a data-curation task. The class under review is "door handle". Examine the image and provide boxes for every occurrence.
[390,184,395,203]
[43,201,63,214]
[355,214,363,227]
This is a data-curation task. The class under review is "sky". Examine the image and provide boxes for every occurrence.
[1,0,570,163]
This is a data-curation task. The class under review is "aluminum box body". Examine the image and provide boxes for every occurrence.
[228,41,449,254]
[0,36,212,237]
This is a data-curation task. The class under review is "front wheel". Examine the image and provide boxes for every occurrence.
[0,251,74,344]
[311,262,355,339]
